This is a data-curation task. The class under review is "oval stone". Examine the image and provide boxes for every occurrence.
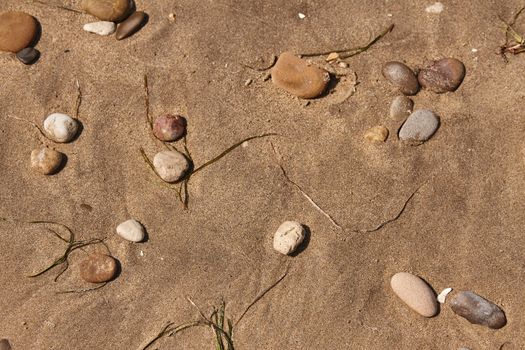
[153,114,186,142]
[389,96,414,121]
[0,339,11,350]
[16,47,39,65]
[116,11,147,40]
[83,21,116,36]
[81,0,131,22]
[79,253,118,283]
[273,221,306,255]
[364,125,389,143]
[418,58,466,93]
[382,61,419,95]
[271,52,330,99]
[449,291,506,329]
[398,109,440,143]
[43,113,79,143]
[153,150,190,183]
[116,219,145,242]
[0,11,38,53]
[390,272,438,317]
[31,147,64,175]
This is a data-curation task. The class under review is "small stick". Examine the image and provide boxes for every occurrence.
[74,79,82,119]
[143,74,152,129]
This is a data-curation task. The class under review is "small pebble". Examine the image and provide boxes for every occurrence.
[0,11,38,53]
[30,147,64,175]
[81,0,131,22]
[382,61,420,95]
[116,11,147,40]
[43,113,79,143]
[271,52,330,99]
[389,96,414,121]
[168,13,176,21]
[298,13,306,19]
[153,150,190,183]
[398,109,440,143]
[338,61,348,68]
[0,339,11,350]
[425,2,444,14]
[153,114,186,142]
[390,272,438,317]
[273,221,306,255]
[244,78,252,86]
[16,47,39,65]
[83,21,116,36]
[437,287,453,304]
[326,52,339,61]
[364,125,389,143]
[116,219,145,242]
[418,58,466,93]
[449,290,506,329]
[79,253,118,283]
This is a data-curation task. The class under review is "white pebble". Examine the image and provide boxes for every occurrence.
[437,287,453,304]
[273,221,306,255]
[425,2,444,13]
[83,21,116,36]
[43,113,79,143]
[116,219,145,242]
[153,150,190,183]
[471,48,478,53]
[298,13,306,19]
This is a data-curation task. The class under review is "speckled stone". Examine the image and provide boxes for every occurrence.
[449,291,506,329]
[153,150,190,183]
[43,113,79,143]
[398,110,440,143]
[382,61,419,95]
[418,58,466,93]
[390,272,438,317]
[0,11,38,53]
[81,0,131,22]
[364,125,389,143]
[153,114,186,142]
[31,147,64,175]
[80,254,118,283]
[273,221,306,255]
[389,96,414,121]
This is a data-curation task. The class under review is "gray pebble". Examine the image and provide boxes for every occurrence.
[389,96,414,121]
[16,47,39,65]
[382,61,419,95]
[398,109,439,143]
[449,290,506,329]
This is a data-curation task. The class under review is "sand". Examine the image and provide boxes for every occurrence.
[1,0,525,349]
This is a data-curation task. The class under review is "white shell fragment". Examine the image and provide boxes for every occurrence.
[437,287,453,304]
[83,21,116,36]
[116,219,145,242]
[43,113,79,143]
[425,2,444,14]
[273,221,306,255]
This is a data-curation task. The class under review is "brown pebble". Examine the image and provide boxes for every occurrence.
[418,58,466,93]
[79,253,118,283]
[449,290,506,329]
[364,125,389,143]
[0,339,11,350]
[81,0,131,22]
[16,47,39,65]
[271,52,330,99]
[382,61,419,95]
[116,11,147,40]
[30,147,64,175]
[0,11,38,53]
[153,114,186,142]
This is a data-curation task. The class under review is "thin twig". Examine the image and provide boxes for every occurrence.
[74,79,82,119]
[57,282,108,294]
[241,54,277,71]
[140,320,203,350]
[143,74,152,130]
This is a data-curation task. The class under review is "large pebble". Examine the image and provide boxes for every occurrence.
[271,52,330,99]
[273,221,306,255]
[16,47,39,65]
[449,291,506,329]
[153,150,190,183]
[418,58,466,93]
[31,147,64,175]
[0,339,11,350]
[382,61,419,95]
[80,253,118,283]
[81,0,131,22]
[83,21,116,36]
[389,96,414,121]
[43,113,79,143]
[116,219,145,242]
[116,11,147,40]
[398,110,439,143]
[390,272,438,317]
[153,114,186,142]
[0,11,38,53]
[364,125,389,143]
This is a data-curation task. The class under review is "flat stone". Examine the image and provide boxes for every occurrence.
[31,147,64,175]
[271,52,330,99]
[153,150,190,183]
[83,21,116,36]
[382,61,419,95]
[116,219,145,242]
[153,114,186,142]
[81,0,131,22]
[0,11,38,53]
[364,125,389,143]
[418,58,465,93]
[16,47,39,65]
[398,109,439,143]
[79,253,118,283]
[116,11,147,40]
[0,339,11,350]
[273,221,306,255]
[389,96,414,121]
[390,272,438,317]
[43,113,79,143]
[449,291,506,329]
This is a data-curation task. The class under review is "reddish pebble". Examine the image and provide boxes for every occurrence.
[79,253,117,283]
[153,114,186,142]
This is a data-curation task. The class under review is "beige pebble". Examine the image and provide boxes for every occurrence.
[153,150,190,183]
[30,147,64,175]
[326,52,339,61]
[390,272,438,317]
[273,221,306,255]
[364,125,389,143]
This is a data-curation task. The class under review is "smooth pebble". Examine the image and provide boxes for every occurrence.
[43,113,79,143]
[153,114,186,142]
[83,21,116,36]
[364,125,389,143]
[80,253,118,283]
[273,221,306,255]
[389,96,414,121]
[116,219,145,242]
[153,150,190,183]
[31,147,64,175]
[382,61,420,95]
[16,47,39,65]
[398,109,439,143]
[81,0,130,22]
[390,272,438,317]
[449,290,506,329]
[0,11,38,53]
[116,11,147,40]
[0,339,11,350]
[418,58,466,93]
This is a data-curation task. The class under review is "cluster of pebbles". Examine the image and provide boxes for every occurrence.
[0,11,40,64]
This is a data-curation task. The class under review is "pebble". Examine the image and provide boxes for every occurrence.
[116,219,145,242]
[364,125,389,143]
[271,52,330,99]
[0,11,38,53]
[449,290,506,329]
[79,253,118,283]
[153,114,186,142]
[83,21,116,36]
[389,96,414,121]
[116,11,147,40]
[153,150,190,183]
[81,0,130,22]
[390,272,438,317]
[437,287,453,304]
[398,109,440,143]
[16,47,39,65]
[43,113,79,143]
[273,221,306,255]
[382,61,420,95]
[418,58,466,93]
[0,339,11,350]
[30,147,64,175]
